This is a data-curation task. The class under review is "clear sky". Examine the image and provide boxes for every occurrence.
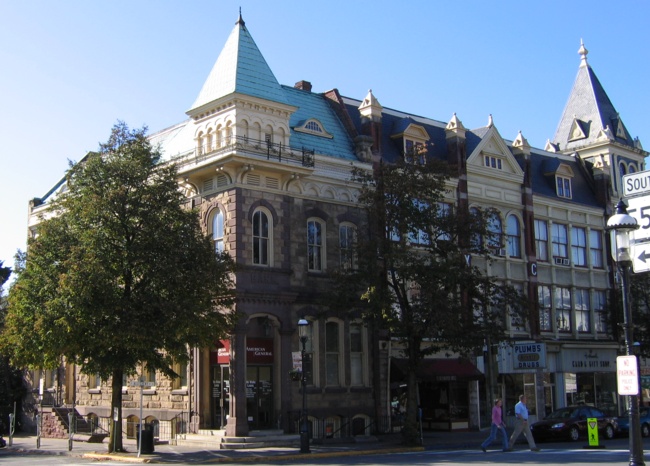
[1,0,649,290]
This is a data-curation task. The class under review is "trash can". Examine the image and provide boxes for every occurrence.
[136,423,154,454]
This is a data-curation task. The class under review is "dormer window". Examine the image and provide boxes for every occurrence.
[556,176,572,198]
[294,119,333,138]
[405,139,427,164]
[484,155,503,170]
[568,118,587,142]
[544,161,574,199]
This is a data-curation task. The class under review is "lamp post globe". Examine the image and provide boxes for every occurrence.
[606,200,644,466]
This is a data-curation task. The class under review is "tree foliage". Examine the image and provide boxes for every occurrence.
[1,122,236,450]
[335,156,526,444]
[0,260,25,432]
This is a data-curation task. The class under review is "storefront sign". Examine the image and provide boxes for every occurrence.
[561,348,616,373]
[512,342,546,370]
[211,338,274,365]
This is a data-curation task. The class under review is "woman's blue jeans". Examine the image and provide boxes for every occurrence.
[481,423,509,451]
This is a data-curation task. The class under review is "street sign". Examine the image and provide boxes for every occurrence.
[130,381,155,387]
[624,196,650,273]
[623,171,650,197]
[617,355,639,395]
[587,417,600,447]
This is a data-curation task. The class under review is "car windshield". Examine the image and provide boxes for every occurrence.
[546,408,578,419]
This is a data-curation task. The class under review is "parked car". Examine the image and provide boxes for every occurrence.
[530,406,618,442]
[617,407,650,437]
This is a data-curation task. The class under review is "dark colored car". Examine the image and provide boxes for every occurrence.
[617,407,650,437]
[530,406,618,442]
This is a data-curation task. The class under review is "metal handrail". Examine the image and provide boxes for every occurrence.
[169,135,315,168]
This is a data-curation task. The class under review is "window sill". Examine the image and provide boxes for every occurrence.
[88,389,101,394]
[172,389,188,395]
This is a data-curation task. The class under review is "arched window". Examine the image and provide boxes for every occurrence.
[308,219,325,271]
[506,215,521,258]
[225,122,232,145]
[469,207,483,251]
[349,322,366,386]
[339,223,356,269]
[253,122,262,142]
[486,213,502,250]
[197,132,204,155]
[265,125,273,145]
[325,320,341,385]
[253,209,270,266]
[211,209,225,252]
[206,129,213,153]
[216,125,223,147]
[242,120,249,143]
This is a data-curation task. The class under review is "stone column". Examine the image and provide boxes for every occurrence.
[226,325,249,437]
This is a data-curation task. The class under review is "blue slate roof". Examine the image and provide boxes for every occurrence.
[189,16,289,112]
[523,152,601,208]
[341,98,601,208]
[283,85,356,160]
[553,55,634,151]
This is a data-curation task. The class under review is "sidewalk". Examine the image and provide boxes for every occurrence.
[0,429,488,463]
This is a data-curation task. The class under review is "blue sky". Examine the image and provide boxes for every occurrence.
[1,0,649,288]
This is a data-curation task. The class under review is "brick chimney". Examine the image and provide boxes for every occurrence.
[294,80,312,92]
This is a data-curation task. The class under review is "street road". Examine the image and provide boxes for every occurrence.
[1,438,649,466]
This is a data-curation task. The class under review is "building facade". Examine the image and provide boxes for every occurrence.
[24,17,647,438]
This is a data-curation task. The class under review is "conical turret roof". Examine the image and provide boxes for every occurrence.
[552,41,634,151]
[188,13,289,114]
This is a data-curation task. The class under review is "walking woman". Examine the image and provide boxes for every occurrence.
[480,398,509,452]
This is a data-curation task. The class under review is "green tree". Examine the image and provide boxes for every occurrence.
[1,122,235,451]
[0,259,25,432]
[338,156,526,445]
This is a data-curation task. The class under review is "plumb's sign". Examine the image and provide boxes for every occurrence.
[512,342,546,370]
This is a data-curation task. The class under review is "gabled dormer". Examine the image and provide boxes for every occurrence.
[390,117,430,162]
[543,161,575,200]
[466,117,524,182]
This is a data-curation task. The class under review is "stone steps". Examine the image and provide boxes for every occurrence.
[175,429,299,449]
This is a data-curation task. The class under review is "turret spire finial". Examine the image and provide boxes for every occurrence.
[578,39,588,66]
[236,7,245,27]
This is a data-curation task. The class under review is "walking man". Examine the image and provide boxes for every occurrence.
[509,394,540,451]
[480,398,509,452]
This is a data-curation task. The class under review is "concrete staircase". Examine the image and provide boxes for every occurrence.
[175,429,300,450]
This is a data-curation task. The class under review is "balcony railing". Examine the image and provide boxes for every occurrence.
[169,135,315,169]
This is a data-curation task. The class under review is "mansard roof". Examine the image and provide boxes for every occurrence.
[340,95,601,208]
[188,14,289,114]
[552,41,634,152]
[284,85,356,160]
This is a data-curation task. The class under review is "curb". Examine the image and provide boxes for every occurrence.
[80,446,425,464]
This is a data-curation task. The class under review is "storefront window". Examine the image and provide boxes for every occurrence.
[565,372,618,416]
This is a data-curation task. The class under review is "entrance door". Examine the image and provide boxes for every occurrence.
[246,365,273,430]
[211,365,230,429]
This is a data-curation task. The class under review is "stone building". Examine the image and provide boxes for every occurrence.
[24,15,647,438]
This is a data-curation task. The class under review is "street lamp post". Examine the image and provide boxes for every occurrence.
[606,200,645,466]
[298,318,310,454]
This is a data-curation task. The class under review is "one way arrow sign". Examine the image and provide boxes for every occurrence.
[632,244,650,273]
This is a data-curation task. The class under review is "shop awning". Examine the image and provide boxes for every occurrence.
[391,358,484,382]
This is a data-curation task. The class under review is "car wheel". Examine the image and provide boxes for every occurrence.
[604,424,615,440]
[569,425,580,441]
[642,423,650,438]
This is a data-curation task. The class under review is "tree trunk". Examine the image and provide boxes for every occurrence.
[108,368,124,452]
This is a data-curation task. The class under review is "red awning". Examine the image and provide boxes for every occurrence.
[391,358,483,382]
